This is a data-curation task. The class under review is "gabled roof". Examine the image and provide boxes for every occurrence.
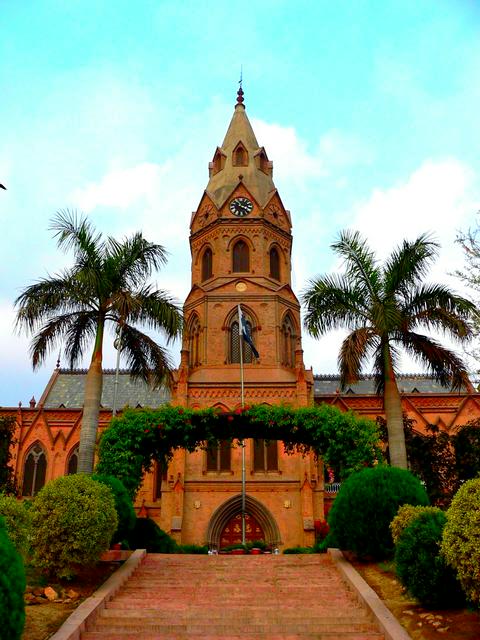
[41,369,170,409]
[314,373,471,396]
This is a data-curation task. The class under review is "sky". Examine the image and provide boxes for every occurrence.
[1,0,480,406]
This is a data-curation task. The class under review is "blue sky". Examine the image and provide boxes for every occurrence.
[1,0,480,406]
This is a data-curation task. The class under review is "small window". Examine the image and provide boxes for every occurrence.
[22,443,47,496]
[202,248,213,281]
[206,441,231,472]
[233,240,249,272]
[270,247,280,280]
[253,439,278,472]
[67,445,79,475]
[154,460,168,501]
[233,143,248,167]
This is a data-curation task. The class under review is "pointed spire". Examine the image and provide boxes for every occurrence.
[236,67,244,105]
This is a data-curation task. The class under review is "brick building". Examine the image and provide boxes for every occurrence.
[3,90,480,549]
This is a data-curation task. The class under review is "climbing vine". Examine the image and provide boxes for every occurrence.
[96,404,381,497]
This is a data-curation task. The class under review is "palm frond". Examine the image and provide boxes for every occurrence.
[106,233,168,289]
[301,273,370,337]
[50,209,104,264]
[15,275,91,333]
[119,324,175,388]
[400,331,471,391]
[110,286,182,342]
[338,328,377,388]
[63,312,98,369]
[29,312,94,369]
[331,230,381,300]
[383,233,438,296]
[402,284,475,339]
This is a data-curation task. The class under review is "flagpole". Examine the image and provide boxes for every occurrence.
[238,304,246,546]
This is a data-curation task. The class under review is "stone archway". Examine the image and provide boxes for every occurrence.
[206,494,282,548]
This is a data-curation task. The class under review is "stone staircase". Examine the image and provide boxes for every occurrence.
[81,554,385,640]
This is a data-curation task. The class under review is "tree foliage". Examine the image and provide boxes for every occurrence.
[96,404,382,498]
[0,416,17,494]
[442,478,480,606]
[15,211,182,474]
[91,475,136,545]
[0,494,31,559]
[302,230,474,469]
[0,515,25,640]
[29,474,117,578]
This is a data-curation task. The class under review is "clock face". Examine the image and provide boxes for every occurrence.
[229,197,253,217]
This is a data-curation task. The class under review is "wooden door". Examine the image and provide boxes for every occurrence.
[220,513,265,548]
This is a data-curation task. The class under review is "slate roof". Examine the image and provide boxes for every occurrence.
[314,374,471,395]
[41,369,170,409]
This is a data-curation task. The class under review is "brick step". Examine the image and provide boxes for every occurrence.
[97,611,372,624]
[93,621,379,634]
[106,597,358,608]
[83,633,384,640]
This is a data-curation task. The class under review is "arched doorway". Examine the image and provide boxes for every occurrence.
[206,494,281,549]
[220,513,265,548]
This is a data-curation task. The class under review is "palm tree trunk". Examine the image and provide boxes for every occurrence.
[78,319,105,474]
[383,346,408,469]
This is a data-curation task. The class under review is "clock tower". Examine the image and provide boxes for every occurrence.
[165,88,318,549]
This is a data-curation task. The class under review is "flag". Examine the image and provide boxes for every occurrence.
[238,304,259,359]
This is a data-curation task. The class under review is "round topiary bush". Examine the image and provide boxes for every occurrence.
[395,510,464,608]
[0,494,31,559]
[441,478,480,606]
[390,504,442,546]
[92,474,136,545]
[0,515,26,640]
[327,465,429,559]
[128,517,177,553]
[30,474,118,578]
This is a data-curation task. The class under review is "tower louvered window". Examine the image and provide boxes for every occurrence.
[230,319,254,363]
[22,443,47,496]
[270,247,280,280]
[202,248,213,281]
[233,240,249,272]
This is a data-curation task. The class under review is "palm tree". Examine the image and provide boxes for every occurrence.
[302,230,474,469]
[15,210,182,474]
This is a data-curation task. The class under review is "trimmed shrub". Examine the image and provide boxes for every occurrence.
[395,510,464,608]
[0,515,26,640]
[328,465,429,559]
[128,518,177,553]
[0,494,31,559]
[30,475,118,578]
[442,478,480,605]
[283,546,314,554]
[92,474,136,544]
[390,504,442,546]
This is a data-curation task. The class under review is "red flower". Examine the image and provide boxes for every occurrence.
[144,429,150,433]
[227,416,234,422]
[234,408,242,415]
[178,408,184,414]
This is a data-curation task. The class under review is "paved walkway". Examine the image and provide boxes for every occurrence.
[81,553,386,640]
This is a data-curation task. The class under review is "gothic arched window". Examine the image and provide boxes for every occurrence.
[233,143,248,166]
[281,314,296,368]
[230,314,256,364]
[269,247,280,280]
[153,460,168,501]
[201,247,213,281]
[22,443,47,496]
[232,240,249,272]
[67,445,79,475]
[188,315,202,367]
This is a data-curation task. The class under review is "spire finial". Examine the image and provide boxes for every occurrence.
[56,351,61,369]
[236,66,244,105]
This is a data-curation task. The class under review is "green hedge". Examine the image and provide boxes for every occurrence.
[127,518,177,553]
[328,465,429,559]
[0,494,31,559]
[0,515,25,640]
[92,474,136,545]
[395,510,464,608]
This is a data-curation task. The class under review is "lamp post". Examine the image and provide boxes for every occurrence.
[112,324,123,417]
